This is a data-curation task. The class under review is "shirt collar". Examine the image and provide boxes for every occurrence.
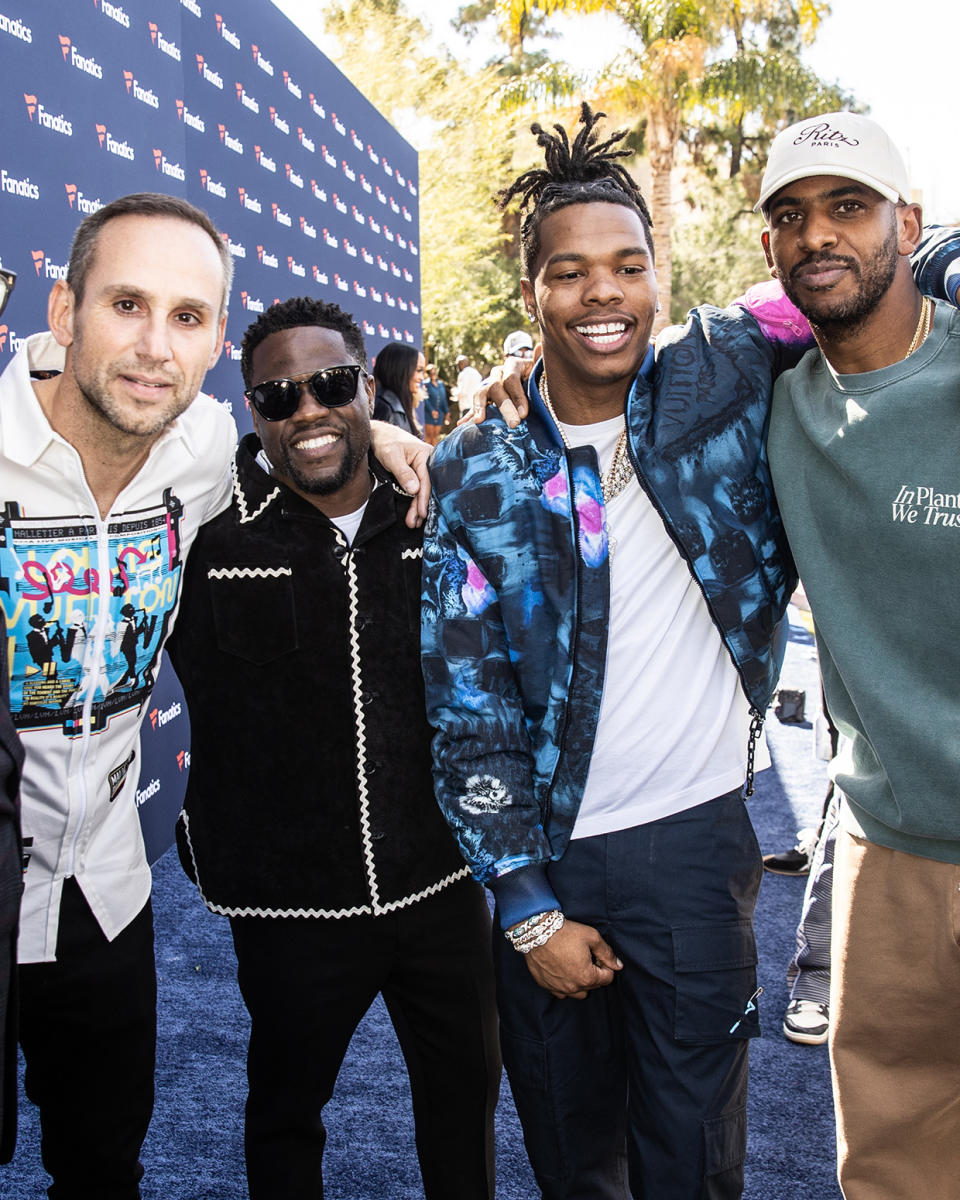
[1,331,206,468]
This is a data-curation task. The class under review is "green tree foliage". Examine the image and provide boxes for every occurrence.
[322,0,530,377]
[669,173,770,322]
[695,0,857,183]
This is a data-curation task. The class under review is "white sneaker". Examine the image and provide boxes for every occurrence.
[783,999,829,1045]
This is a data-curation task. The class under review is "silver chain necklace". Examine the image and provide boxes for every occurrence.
[540,371,634,504]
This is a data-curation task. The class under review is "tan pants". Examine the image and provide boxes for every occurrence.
[831,831,960,1199]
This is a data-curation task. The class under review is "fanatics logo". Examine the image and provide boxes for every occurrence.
[149,700,181,729]
[148,22,181,61]
[175,99,205,131]
[282,70,302,98]
[235,82,259,113]
[97,0,131,28]
[213,12,240,48]
[176,749,191,772]
[96,123,135,160]
[285,164,303,189]
[251,43,274,75]
[217,124,243,155]
[1,168,39,201]
[0,326,7,353]
[308,93,324,119]
[287,256,305,277]
[268,107,289,135]
[254,145,276,173]
[333,272,348,292]
[238,187,262,214]
[239,291,264,313]
[196,53,223,88]
[313,265,328,284]
[124,71,159,108]
[31,249,67,280]
[154,149,186,181]
[198,168,227,199]
[0,11,32,42]
[24,94,72,135]
[271,203,291,227]
[64,183,103,214]
[60,34,103,77]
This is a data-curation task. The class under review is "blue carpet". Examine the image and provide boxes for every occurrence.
[0,610,841,1198]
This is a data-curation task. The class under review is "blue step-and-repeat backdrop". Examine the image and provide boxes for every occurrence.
[0,0,421,860]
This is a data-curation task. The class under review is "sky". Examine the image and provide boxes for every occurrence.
[273,0,960,223]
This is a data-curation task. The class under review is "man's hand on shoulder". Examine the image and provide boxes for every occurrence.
[369,419,431,528]
[524,919,622,1000]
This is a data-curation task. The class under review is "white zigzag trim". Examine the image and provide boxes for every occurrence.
[179,812,470,919]
[345,536,381,909]
[207,566,292,581]
[370,865,471,915]
[400,547,422,560]
[233,457,280,524]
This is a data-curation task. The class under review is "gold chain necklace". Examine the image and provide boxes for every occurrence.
[905,295,933,358]
[540,372,635,504]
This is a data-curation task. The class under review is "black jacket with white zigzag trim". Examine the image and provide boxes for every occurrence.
[167,434,469,917]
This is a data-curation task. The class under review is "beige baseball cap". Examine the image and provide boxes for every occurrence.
[756,112,909,214]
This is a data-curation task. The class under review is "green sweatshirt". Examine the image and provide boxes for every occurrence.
[769,300,960,864]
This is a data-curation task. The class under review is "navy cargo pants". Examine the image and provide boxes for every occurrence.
[494,788,762,1200]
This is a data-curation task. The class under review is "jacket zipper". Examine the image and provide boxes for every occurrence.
[622,435,766,796]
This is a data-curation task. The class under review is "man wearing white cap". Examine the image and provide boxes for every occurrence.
[760,112,960,1199]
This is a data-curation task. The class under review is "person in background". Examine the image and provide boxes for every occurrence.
[454,353,483,421]
[169,296,499,1200]
[502,329,535,362]
[423,363,449,445]
[0,261,23,1166]
[373,341,425,438]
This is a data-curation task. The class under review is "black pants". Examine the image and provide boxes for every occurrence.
[230,878,501,1200]
[18,878,156,1200]
[496,790,762,1200]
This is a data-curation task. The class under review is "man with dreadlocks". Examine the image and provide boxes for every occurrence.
[420,104,959,1199]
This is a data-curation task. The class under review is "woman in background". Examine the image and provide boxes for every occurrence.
[373,342,425,438]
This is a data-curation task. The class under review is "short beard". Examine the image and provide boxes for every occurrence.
[280,431,369,497]
[77,379,190,438]
[782,223,899,341]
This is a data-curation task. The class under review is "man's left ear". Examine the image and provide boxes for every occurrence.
[364,371,375,416]
[897,202,923,256]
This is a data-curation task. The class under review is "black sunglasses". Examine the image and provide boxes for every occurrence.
[245,363,365,421]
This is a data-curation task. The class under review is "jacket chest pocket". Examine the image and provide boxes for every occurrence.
[207,563,297,665]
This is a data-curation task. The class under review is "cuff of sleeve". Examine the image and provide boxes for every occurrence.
[945,264,960,306]
[489,863,560,930]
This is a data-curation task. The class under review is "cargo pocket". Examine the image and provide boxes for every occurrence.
[672,920,759,1044]
[703,1104,748,1194]
[207,563,297,664]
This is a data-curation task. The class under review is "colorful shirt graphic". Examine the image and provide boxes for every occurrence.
[1,491,184,736]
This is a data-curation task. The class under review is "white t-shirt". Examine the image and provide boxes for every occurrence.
[559,416,766,839]
[455,365,483,409]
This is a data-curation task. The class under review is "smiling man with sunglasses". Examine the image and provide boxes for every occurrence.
[165,296,500,1200]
